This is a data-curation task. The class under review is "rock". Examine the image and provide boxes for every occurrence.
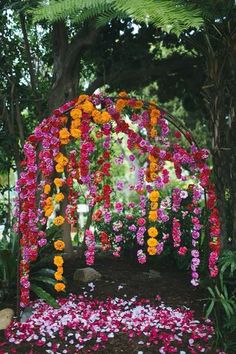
[0,308,14,330]
[73,267,102,283]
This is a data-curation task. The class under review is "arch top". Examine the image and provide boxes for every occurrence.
[15,92,220,308]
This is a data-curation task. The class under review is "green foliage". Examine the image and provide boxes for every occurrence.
[30,284,59,308]
[0,232,18,302]
[32,0,203,34]
[205,250,236,353]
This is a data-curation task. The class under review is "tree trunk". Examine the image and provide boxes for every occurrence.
[47,21,99,256]
[202,19,236,249]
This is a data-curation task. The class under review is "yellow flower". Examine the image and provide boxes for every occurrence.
[70,128,81,138]
[54,178,63,187]
[54,240,65,251]
[53,215,65,226]
[55,163,64,173]
[150,202,158,210]
[150,109,160,125]
[147,246,157,255]
[44,184,51,194]
[70,108,82,120]
[82,100,94,114]
[54,271,63,281]
[147,238,158,247]
[149,190,160,202]
[54,192,64,203]
[54,282,65,292]
[148,211,157,221]
[148,227,158,237]
[53,255,64,267]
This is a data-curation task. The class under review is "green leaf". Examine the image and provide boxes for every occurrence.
[30,284,59,308]
[205,299,215,318]
[32,268,55,276]
[31,276,56,286]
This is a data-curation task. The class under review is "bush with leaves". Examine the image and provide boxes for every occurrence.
[205,250,236,353]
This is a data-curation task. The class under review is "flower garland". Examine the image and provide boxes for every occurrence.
[53,240,65,292]
[15,92,222,308]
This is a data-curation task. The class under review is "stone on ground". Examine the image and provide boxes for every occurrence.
[0,308,14,330]
[73,267,102,283]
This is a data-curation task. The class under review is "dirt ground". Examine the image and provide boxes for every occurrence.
[0,254,211,354]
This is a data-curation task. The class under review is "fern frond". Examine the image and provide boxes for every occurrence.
[32,0,204,33]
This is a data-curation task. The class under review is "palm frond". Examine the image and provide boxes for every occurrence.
[32,0,204,33]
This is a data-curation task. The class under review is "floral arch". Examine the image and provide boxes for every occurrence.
[15,92,220,309]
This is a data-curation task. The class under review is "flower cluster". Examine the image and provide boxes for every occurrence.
[4,294,215,353]
[84,229,95,265]
[53,240,65,292]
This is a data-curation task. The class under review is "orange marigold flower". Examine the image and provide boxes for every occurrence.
[54,153,68,166]
[44,206,54,217]
[76,94,88,104]
[53,215,65,226]
[148,227,158,237]
[60,115,67,125]
[150,128,157,138]
[150,202,158,210]
[118,91,128,97]
[148,154,157,162]
[150,173,157,180]
[55,163,64,173]
[133,100,143,109]
[54,282,65,292]
[70,128,81,138]
[54,271,63,281]
[59,128,70,140]
[82,100,94,114]
[115,99,126,112]
[57,266,63,274]
[71,118,81,129]
[147,246,157,255]
[147,238,158,247]
[54,192,64,203]
[53,255,64,267]
[101,111,111,123]
[149,162,157,172]
[54,240,65,251]
[54,178,63,187]
[148,211,157,221]
[44,184,51,194]
[149,190,160,202]
[70,108,82,120]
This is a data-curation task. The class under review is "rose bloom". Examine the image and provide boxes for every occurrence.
[137,217,145,226]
